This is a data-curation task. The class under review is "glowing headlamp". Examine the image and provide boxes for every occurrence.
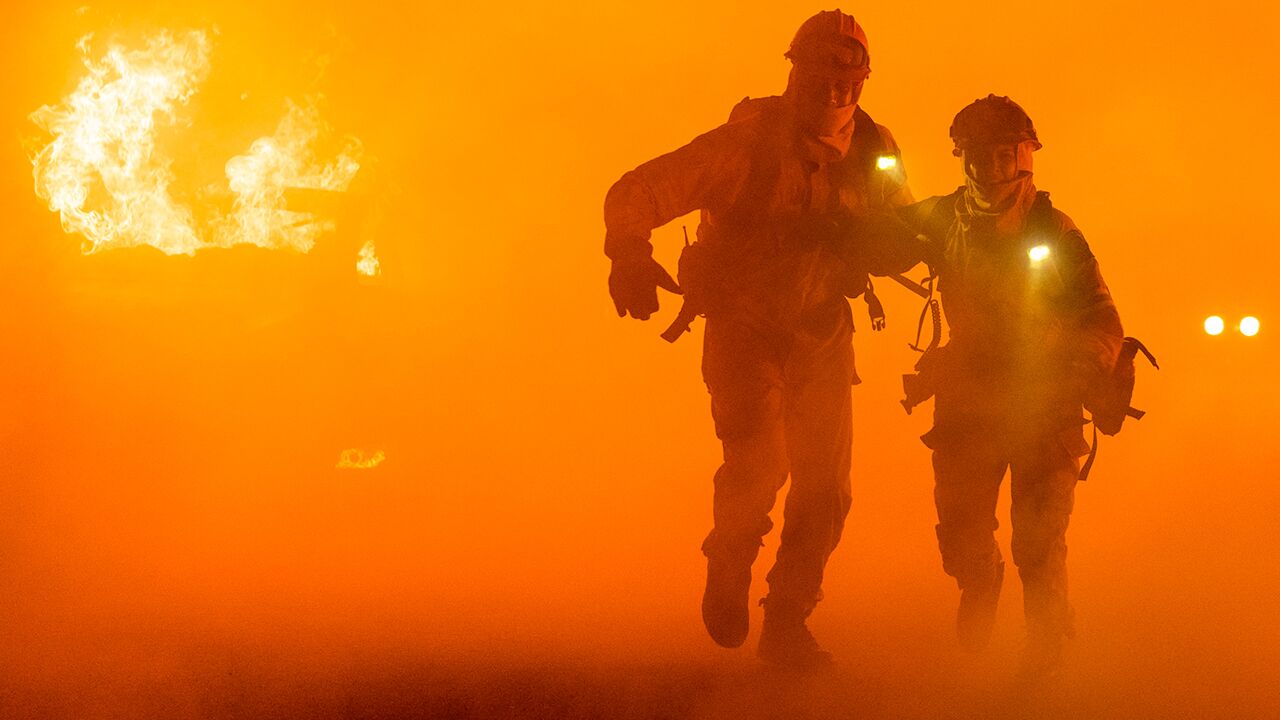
[876,155,897,171]
[1028,244,1050,263]
[1240,316,1260,337]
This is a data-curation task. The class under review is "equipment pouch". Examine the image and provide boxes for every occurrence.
[901,344,951,414]
[1084,337,1159,436]
[661,240,717,343]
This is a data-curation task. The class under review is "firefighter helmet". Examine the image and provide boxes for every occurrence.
[785,10,870,75]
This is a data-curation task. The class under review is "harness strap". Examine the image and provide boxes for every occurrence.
[1130,337,1160,369]
[1080,422,1100,482]
[864,277,886,331]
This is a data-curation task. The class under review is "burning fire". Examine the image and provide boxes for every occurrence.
[29,30,211,255]
[28,29,378,273]
[215,97,363,254]
[356,240,381,277]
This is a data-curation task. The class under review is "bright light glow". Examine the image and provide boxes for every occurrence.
[1240,316,1260,337]
[876,155,897,171]
[1028,244,1051,263]
[336,449,386,469]
[1204,316,1225,335]
[30,30,365,260]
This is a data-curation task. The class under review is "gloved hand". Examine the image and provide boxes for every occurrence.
[608,256,680,320]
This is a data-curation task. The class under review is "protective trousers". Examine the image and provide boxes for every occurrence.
[931,427,1079,638]
[699,302,854,615]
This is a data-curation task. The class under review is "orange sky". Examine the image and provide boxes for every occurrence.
[1,2,1278,717]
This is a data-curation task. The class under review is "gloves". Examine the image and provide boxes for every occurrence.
[608,255,680,320]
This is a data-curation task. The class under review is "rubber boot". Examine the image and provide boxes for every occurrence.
[757,596,833,670]
[956,560,1004,652]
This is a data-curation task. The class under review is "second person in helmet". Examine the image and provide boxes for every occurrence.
[869,94,1125,676]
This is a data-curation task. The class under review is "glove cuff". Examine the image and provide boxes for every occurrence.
[604,232,654,264]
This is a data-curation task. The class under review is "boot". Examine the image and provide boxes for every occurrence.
[757,596,833,670]
[1016,622,1067,681]
[1017,577,1074,680]
[702,555,752,648]
[956,560,1004,652]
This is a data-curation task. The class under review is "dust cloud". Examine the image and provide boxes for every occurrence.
[1,1,1277,718]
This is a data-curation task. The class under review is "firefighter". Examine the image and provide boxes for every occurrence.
[897,95,1125,675]
[603,10,913,668]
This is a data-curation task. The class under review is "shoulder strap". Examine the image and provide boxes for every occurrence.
[1026,190,1057,237]
[852,107,886,158]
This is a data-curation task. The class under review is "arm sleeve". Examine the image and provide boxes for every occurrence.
[849,194,954,275]
[603,119,756,262]
[854,206,931,276]
[1057,230,1125,381]
[843,125,929,275]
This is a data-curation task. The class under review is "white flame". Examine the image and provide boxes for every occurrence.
[215,97,363,253]
[30,29,371,273]
[356,240,381,277]
[30,30,212,254]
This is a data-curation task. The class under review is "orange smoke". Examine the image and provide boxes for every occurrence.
[0,3,1277,719]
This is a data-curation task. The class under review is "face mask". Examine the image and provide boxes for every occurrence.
[965,170,1033,211]
[787,67,864,160]
[809,101,857,157]
[962,141,1036,212]
[959,171,1037,237]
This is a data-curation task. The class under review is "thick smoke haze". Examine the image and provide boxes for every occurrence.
[1,1,1277,718]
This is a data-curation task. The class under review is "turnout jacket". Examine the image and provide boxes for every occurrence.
[901,188,1125,444]
[604,96,914,328]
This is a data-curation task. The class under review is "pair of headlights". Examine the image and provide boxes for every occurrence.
[1205,316,1260,337]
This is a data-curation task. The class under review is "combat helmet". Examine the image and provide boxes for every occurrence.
[949,94,1042,156]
